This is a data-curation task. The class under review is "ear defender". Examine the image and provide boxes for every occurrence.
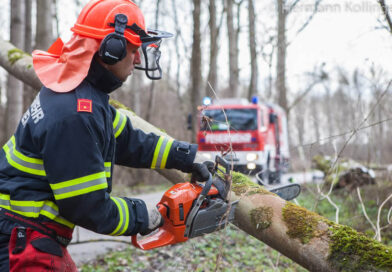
[99,14,128,65]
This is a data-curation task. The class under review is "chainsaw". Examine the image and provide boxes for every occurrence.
[131,156,301,250]
[132,155,237,250]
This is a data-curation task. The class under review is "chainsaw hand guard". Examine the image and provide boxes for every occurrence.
[131,158,237,250]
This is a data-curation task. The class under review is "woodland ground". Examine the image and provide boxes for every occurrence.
[80,179,392,272]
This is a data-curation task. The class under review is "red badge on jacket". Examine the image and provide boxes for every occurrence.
[77,99,92,113]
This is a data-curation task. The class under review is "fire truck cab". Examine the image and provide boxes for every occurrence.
[197,97,290,184]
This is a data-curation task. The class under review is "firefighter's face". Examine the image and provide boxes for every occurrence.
[105,42,141,82]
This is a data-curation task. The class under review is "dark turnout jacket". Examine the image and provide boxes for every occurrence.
[0,58,197,236]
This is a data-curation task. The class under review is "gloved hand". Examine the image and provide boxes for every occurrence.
[140,206,164,236]
[191,160,215,182]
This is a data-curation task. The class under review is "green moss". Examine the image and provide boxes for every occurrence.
[26,64,32,69]
[312,155,332,174]
[109,99,133,112]
[7,48,27,65]
[328,225,392,272]
[282,202,329,244]
[231,171,274,197]
[250,207,273,230]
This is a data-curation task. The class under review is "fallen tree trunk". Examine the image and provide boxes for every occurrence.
[1,39,391,272]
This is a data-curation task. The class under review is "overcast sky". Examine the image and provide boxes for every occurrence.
[1,0,391,97]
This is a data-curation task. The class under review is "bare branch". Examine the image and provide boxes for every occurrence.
[376,193,392,241]
[388,206,392,224]
[287,0,302,14]
[377,0,392,34]
[287,80,319,112]
[293,0,323,38]
[356,187,377,236]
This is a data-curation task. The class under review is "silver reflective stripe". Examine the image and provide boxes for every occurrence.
[41,204,59,216]
[0,198,56,216]
[155,137,169,169]
[52,177,107,196]
[113,112,125,136]
[0,199,9,207]
[6,141,45,171]
[11,204,41,214]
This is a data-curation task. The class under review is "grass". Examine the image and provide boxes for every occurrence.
[80,225,307,272]
[295,183,392,246]
[80,181,391,271]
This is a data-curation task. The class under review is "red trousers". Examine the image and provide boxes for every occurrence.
[8,223,77,272]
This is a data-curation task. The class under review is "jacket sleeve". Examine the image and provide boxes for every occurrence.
[112,107,197,172]
[42,113,148,236]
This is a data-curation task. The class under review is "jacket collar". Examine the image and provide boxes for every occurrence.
[85,57,123,94]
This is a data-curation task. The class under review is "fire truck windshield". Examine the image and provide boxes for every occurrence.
[201,109,258,131]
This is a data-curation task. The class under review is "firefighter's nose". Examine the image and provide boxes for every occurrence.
[134,50,141,65]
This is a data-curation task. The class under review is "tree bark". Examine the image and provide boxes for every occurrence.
[276,0,288,112]
[5,0,25,141]
[23,0,35,111]
[226,0,239,97]
[35,0,53,50]
[247,0,257,100]
[190,0,202,141]
[0,39,41,90]
[2,44,391,272]
[205,0,219,97]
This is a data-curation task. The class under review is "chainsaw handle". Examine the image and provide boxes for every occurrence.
[200,173,213,197]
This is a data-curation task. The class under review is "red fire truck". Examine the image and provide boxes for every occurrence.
[197,97,290,184]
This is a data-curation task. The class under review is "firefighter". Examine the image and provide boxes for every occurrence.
[0,0,210,270]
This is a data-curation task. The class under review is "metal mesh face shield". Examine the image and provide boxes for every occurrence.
[130,24,173,80]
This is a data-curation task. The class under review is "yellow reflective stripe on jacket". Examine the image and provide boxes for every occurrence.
[151,136,174,169]
[104,162,111,178]
[113,110,127,138]
[0,194,74,228]
[109,197,130,236]
[50,172,108,200]
[2,136,46,176]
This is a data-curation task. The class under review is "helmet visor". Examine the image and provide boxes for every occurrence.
[132,26,173,80]
[135,40,162,80]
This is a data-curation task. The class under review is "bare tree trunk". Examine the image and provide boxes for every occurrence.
[190,0,202,141]
[276,0,288,112]
[3,43,392,272]
[226,0,239,97]
[0,39,41,90]
[144,0,160,122]
[35,0,53,50]
[23,0,35,111]
[5,0,25,141]
[205,0,219,97]
[247,0,257,100]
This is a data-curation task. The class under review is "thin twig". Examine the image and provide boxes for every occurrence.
[356,187,377,236]
[376,192,392,241]
[312,80,391,212]
[377,0,392,34]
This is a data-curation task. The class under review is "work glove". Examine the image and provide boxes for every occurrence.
[191,160,215,182]
[140,206,164,236]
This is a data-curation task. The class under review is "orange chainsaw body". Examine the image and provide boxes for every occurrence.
[132,182,219,250]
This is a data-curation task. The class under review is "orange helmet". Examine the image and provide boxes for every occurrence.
[71,0,146,47]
